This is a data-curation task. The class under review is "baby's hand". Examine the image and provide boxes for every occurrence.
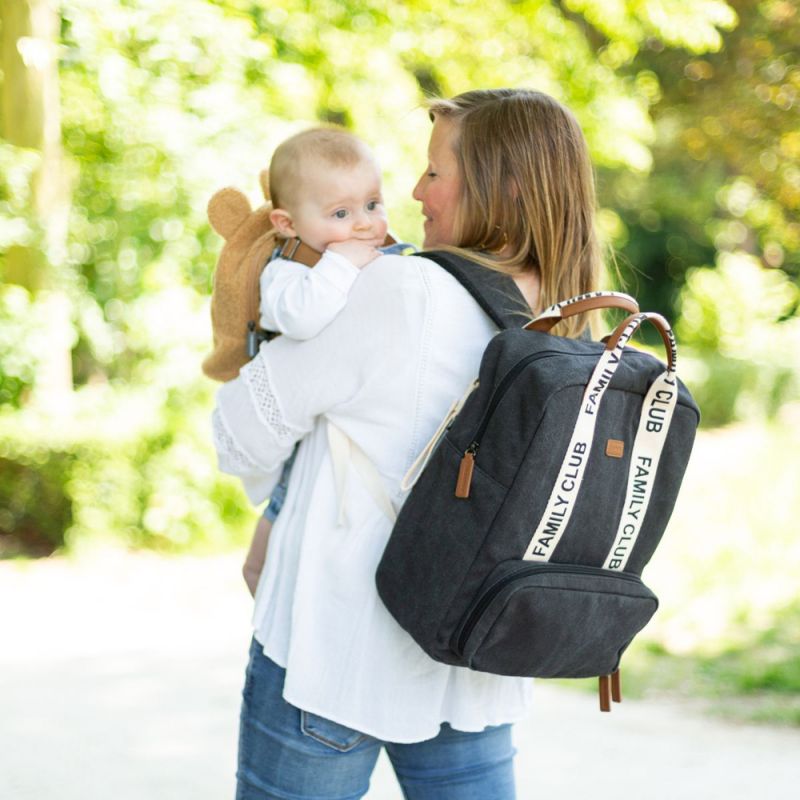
[328,239,382,269]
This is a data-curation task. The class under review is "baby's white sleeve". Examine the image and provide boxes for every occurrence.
[259,252,360,339]
[212,269,384,502]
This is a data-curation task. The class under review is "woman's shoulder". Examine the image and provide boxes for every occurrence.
[347,252,491,336]
[366,251,438,274]
[360,251,472,295]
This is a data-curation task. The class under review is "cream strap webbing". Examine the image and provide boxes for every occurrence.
[327,422,397,525]
[522,312,678,567]
[400,379,480,492]
[326,379,480,525]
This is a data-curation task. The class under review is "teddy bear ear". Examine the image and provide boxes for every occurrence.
[207,188,252,239]
[259,169,271,202]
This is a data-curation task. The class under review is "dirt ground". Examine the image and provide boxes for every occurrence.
[2,551,798,799]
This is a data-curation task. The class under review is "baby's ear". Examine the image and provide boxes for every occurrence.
[207,188,252,239]
[259,169,270,202]
[269,207,296,238]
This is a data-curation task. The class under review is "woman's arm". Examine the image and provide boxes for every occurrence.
[212,356,304,503]
[213,256,406,502]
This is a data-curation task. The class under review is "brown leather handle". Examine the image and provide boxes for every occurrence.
[524,292,639,333]
[279,233,398,268]
[605,311,677,373]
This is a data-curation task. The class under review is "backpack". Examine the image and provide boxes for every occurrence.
[374,251,700,711]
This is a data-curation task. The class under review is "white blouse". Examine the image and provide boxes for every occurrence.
[213,253,533,743]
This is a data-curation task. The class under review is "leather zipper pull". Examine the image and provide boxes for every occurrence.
[455,444,477,498]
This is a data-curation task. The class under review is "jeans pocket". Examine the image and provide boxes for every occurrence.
[300,710,371,753]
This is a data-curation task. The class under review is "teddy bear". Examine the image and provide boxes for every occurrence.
[201,170,320,382]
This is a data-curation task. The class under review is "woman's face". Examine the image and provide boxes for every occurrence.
[413,115,462,248]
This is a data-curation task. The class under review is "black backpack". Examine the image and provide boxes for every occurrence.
[375,252,700,711]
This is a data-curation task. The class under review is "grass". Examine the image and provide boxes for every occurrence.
[618,599,800,726]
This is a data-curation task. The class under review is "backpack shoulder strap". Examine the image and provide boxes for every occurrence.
[420,250,532,330]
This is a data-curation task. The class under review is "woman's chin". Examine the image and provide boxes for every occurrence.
[422,222,454,249]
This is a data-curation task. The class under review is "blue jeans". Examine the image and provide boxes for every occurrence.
[237,638,517,800]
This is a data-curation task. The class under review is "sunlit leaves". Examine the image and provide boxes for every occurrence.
[602,0,799,353]
[676,252,800,423]
[8,0,788,555]
[0,142,39,249]
[564,0,737,52]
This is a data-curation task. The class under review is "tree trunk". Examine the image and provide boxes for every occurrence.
[1,0,73,403]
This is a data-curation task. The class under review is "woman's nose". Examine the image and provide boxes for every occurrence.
[412,173,424,201]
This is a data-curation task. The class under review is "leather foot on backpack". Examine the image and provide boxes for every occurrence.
[599,675,611,712]
[611,669,622,703]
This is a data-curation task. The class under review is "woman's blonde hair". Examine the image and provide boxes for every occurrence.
[428,89,601,337]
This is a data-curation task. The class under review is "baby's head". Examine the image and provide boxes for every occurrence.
[268,127,388,253]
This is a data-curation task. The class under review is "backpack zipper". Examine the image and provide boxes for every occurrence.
[453,563,642,656]
[455,349,595,497]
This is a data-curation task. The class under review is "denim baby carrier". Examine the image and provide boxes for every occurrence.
[375,252,700,710]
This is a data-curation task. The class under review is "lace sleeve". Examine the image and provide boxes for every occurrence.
[240,356,304,444]
[212,357,305,503]
[212,409,259,475]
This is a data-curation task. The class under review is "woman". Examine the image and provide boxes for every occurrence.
[213,88,601,799]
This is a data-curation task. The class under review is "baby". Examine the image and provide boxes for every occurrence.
[242,127,403,595]
[260,127,392,338]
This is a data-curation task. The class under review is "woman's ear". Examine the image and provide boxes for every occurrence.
[270,208,297,238]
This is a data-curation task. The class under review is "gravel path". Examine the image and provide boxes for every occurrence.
[2,552,798,799]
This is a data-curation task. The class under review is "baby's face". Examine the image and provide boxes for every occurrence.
[288,158,388,253]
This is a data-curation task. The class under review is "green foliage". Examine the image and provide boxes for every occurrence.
[619,599,800,726]
[716,601,800,695]
[0,0,793,563]
[564,0,736,52]
[605,0,800,320]
[0,375,253,556]
[0,286,38,407]
[0,276,255,554]
[0,450,74,557]
[0,141,39,252]
[0,0,740,558]
[676,252,800,425]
